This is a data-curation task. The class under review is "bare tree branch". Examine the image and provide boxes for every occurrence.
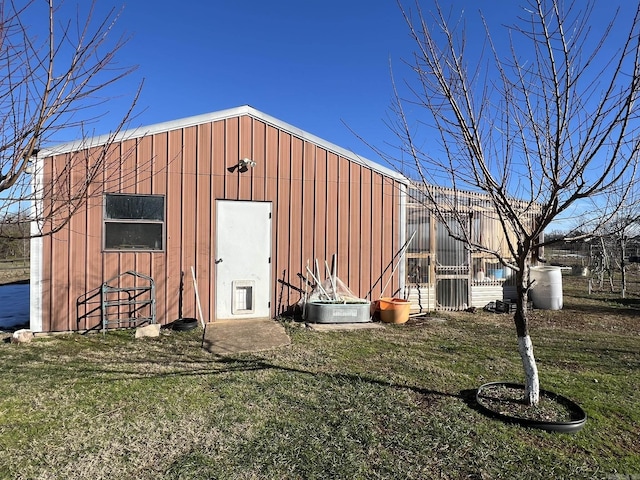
[383,0,640,405]
[0,0,141,237]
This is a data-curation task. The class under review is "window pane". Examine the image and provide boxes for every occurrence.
[436,278,468,309]
[407,257,431,284]
[105,222,163,250]
[407,211,430,252]
[436,218,466,266]
[105,195,164,220]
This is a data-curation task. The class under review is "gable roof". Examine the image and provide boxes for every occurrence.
[37,105,408,183]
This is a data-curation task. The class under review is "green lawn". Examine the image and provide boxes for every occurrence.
[0,276,638,479]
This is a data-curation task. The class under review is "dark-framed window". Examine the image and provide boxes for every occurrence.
[103,194,165,251]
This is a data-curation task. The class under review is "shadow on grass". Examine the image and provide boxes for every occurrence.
[19,343,477,411]
[558,299,640,316]
[610,297,640,307]
[205,354,471,404]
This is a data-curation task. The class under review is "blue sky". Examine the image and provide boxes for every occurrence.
[81,0,415,155]
[46,0,636,233]
[53,0,537,157]
[50,1,631,159]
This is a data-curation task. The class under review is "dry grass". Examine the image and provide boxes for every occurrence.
[0,274,638,479]
[0,268,28,285]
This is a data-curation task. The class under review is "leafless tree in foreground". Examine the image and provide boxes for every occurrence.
[384,0,640,405]
[0,0,141,238]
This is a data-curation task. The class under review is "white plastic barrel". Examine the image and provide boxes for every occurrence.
[529,266,563,310]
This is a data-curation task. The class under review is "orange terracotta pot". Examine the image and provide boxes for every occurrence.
[378,297,410,324]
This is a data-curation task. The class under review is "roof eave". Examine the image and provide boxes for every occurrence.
[36,105,408,184]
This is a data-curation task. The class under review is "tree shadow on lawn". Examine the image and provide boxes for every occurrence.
[212,354,472,395]
[203,355,484,415]
[609,297,640,308]
[564,294,640,313]
[30,349,482,414]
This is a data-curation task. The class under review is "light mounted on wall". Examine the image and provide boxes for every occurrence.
[227,157,257,173]
[24,148,39,175]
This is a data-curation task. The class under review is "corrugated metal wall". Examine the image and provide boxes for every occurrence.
[40,114,403,331]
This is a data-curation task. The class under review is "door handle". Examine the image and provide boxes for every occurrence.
[215,258,223,264]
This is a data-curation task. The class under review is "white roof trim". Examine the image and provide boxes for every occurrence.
[36,105,408,183]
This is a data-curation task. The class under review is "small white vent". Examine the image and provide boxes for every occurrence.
[232,280,255,314]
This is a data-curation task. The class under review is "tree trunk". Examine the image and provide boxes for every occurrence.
[621,237,627,299]
[608,270,615,293]
[514,262,540,406]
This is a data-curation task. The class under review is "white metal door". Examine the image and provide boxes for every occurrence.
[215,200,272,320]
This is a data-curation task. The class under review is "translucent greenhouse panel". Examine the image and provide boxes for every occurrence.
[436,278,469,310]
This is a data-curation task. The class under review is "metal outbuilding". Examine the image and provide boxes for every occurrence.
[30,106,408,332]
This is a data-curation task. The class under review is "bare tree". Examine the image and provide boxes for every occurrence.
[0,211,29,258]
[383,0,640,405]
[0,0,141,237]
[590,200,640,297]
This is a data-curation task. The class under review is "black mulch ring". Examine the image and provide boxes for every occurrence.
[475,382,587,433]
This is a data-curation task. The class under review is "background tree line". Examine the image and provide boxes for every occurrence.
[0,214,30,260]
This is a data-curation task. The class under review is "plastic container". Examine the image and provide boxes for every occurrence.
[529,266,563,310]
[304,301,371,323]
[378,297,411,324]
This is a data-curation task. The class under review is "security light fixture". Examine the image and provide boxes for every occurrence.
[24,148,39,175]
[239,157,256,168]
[227,157,257,173]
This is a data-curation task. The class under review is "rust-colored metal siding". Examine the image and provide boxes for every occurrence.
[40,114,403,331]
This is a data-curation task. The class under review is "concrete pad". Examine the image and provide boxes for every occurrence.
[304,322,385,332]
[202,319,291,355]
